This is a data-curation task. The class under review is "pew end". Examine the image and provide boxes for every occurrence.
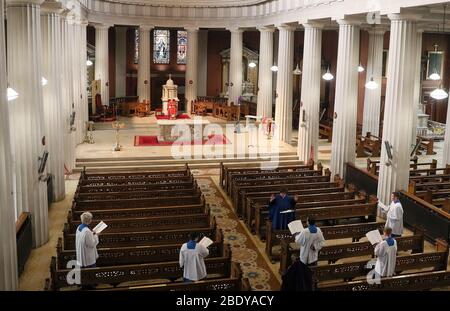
[435,239,449,269]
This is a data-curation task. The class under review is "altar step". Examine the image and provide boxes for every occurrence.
[73,152,300,173]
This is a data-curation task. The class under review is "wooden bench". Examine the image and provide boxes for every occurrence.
[80,165,191,180]
[76,179,198,194]
[319,123,332,142]
[265,221,385,261]
[356,132,381,158]
[79,175,196,187]
[417,136,436,155]
[256,201,378,240]
[279,233,425,275]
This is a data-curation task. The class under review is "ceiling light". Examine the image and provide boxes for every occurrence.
[7,87,19,101]
[293,64,302,75]
[322,68,334,81]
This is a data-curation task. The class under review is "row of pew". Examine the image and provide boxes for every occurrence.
[46,165,250,291]
[220,161,450,290]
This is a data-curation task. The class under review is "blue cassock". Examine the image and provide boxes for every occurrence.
[268,194,296,230]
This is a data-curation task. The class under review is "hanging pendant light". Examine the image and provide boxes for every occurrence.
[41,77,48,86]
[248,61,257,68]
[86,59,93,66]
[7,87,19,101]
[270,64,278,72]
[429,44,441,80]
[365,77,378,90]
[430,4,448,100]
[322,67,334,81]
[358,63,365,72]
[293,63,302,75]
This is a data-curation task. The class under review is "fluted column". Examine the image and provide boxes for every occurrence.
[0,0,18,291]
[185,28,198,114]
[197,30,208,97]
[297,23,322,162]
[330,20,360,177]
[61,13,76,172]
[41,1,65,201]
[71,20,83,144]
[411,29,423,143]
[377,15,418,207]
[7,0,49,247]
[443,93,450,165]
[362,28,385,137]
[80,20,89,139]
[228,28,243,105]
[137,25,152,102]
[274,25,295,143]
[257,27,274,118]
[95,24,111,106]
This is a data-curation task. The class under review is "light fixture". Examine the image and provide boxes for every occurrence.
[270,65,278,72]
[293,64,302,75]
[430,84,448,100]
[322,67,334,81]
[41,77,48,86]
[7,87,19,101]
[365,77,378,90]
[429,72,441,80]
[358,63,365,72]
[248,61,256,68]
[86,59,93,66]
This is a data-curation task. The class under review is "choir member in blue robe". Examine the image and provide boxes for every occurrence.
[268,188,298,230]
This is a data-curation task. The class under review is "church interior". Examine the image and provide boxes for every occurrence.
[2,0,450,293]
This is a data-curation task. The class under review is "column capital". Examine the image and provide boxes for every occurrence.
[185,27,199,32]
[365,26,387,35]
[139,25,154,31]
[276,23,297,32]
[94,23,113,30]
[6,0,44,6]
[388,12,423,22]
[79,19,89,27]
[227,27,243,33]
[40,0,64,15]
[302,22,325,30]
[257,26,275,33]
[336,18,362,26]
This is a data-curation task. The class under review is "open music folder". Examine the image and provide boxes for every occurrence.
[93,221,108,234]
[198,236,214,248]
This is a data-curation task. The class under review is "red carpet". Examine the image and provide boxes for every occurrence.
[134,135,231,146]
[155,114,191,120]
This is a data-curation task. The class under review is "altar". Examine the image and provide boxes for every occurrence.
[157,119,211,142]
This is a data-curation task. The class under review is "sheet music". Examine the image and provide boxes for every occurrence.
[280,209,295,214]
[288,220,304,235]
[379,202,389,212]
[366,229,383,245]
[198,236,214,248]
[92,221,107,234]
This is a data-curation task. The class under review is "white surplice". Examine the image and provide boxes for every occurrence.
[374,239,397,277]
[295,227,326,265]
[75,226,99,267]
[179,243,209,281]
[384,201,404,236]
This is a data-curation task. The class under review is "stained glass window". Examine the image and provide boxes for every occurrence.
[177,30,187,64]
[153,29,170,64]
[134,28,139,64]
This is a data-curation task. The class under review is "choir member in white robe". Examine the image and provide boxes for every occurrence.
[294,217,325,266]
[179,232,209,282]
[383,192,404,237]
[374,227,397,277]
[75,212,99,268]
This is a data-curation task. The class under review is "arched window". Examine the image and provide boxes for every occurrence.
[177,30,187,64]
[134,28,139,64]
[153,29,170,64]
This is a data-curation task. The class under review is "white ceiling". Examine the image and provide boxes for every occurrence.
[100,0,271,7]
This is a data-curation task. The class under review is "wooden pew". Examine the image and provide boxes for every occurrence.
[417,136,436,155]
[79,175,195,187]
[67,209,212,233]
[74,187,199,201]
[62,218,220,249]
[57,228,224,268]
[356,132,381,158]
[72,193,204,211]
[88,262,251,291]
[311,239,448,285]
[80,165,191,181]
[366,157,427,176]
[319,123,332,142]
[265,221,385,262]
[76,179,198,194]
[49,244,232,290]
[256,201,378,240]
[279,233,425,275]
[318,270,450,291]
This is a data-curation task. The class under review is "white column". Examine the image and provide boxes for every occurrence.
[185,28,199,114]
[443,93,450,165]
[411,29,423,143]
[297,23,322,162]
[228,28,243,105]
[137,25,152,102]
[115,27,127,98]
[377,15,418,207]
[330,20,360,177]
[197,30,208,97]
[80,20,89,138]
[0,0,18,291]
[41,1,65,201]
[7,0,49,247]
[362,28,385,137]
[71,20,83,144]
[95,24,111,106]
[274,25,295,143]
[61,12,76,172]
[257,27,274,118]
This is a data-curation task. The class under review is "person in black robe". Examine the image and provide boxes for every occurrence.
[281,258,314,291]
[268,188,298,230]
